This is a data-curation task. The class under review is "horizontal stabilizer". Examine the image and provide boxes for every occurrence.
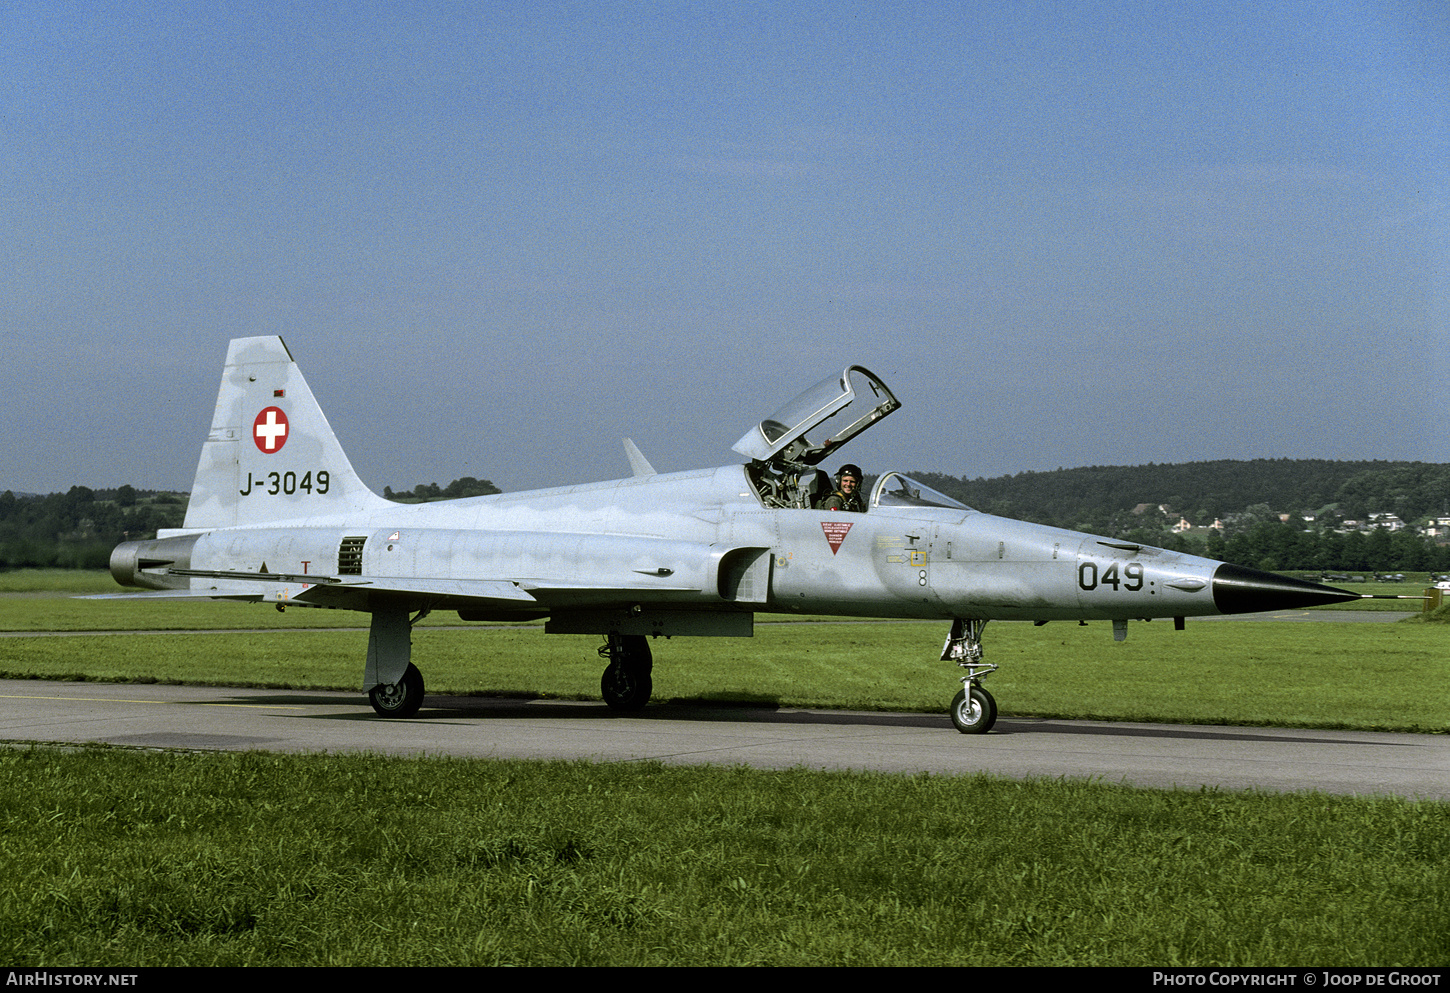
[83,590,266,602]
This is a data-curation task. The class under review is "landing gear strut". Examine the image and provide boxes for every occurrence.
[943,618,998,734]
[365,607,430,718]
[599,633,653,711]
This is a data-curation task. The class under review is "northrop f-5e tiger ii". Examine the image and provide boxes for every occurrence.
[101,337,1363,732]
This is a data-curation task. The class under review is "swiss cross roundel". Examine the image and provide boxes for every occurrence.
[253,406,289,453]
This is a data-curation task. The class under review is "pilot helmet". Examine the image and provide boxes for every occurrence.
[836,463,862,486]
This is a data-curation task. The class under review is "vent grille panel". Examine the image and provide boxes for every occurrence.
[338,536,367,575]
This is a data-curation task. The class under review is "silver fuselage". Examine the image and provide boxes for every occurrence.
[118,462,1226,634]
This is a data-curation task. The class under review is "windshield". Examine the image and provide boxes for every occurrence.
[870,472,972,511]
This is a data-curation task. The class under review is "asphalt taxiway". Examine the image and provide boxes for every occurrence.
[1,678,1445,800]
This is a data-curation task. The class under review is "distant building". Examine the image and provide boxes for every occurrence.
[1173,517,1224,537]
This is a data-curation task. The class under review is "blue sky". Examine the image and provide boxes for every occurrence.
[4,1,1446,496]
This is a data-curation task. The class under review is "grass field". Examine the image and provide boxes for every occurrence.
[2,747,1446,967]
[2,570,1447,967]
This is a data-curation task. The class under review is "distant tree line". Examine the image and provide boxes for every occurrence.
[383,477,501,502]
[1209,516,1448,574]
[0,477,506,569]
[913,460,1450,530]
[0,487,187,570]
[914,460,1450,573]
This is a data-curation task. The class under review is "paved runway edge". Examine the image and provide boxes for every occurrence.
[1,679,1446,801]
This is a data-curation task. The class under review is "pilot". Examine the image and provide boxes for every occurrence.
[821,464,866,513]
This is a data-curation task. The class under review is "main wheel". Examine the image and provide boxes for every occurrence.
[950,685,997,734]
[369,662,425,718]
[601,660,652,711]
[601,635,653,711]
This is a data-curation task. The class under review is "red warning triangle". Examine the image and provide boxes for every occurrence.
[821,521,853,554]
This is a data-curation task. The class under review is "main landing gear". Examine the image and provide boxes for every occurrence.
[943,618,998,734]
[368,662,425,718]
[599,633,653,711]
[365,607,428,718]
[364,610,658,718]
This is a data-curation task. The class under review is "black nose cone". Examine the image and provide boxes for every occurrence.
[1212,563,1361,615]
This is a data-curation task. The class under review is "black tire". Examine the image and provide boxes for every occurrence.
[950,685,996,734]
[601,660,652,711]
[601,635,653,711]
[369,663,425,718]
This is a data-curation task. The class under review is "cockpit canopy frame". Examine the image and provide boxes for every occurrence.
[870,472,971,512]
[732,365,901,468]
[735,365,910,510]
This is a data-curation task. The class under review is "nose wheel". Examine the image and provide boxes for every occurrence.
[950,684,997,734]
[943,618,998,734]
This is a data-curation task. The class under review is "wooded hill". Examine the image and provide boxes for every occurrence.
[0,486,187,570]
[907,460,1450,573]
[911,460,1450,534]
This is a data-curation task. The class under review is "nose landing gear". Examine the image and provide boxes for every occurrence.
[943,618,998,734]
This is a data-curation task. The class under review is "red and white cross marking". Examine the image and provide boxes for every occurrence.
[253,407,289,453]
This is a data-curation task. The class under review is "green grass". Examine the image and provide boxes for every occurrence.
[0,569,120,594]
[2,747,1446,967]
[3,615,1445,732]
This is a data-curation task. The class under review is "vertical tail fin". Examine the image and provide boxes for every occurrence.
[182,336,390,529]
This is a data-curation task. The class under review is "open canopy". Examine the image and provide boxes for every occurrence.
[732,365,901,467]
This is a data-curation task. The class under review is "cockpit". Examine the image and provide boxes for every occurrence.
[735,366,972,514]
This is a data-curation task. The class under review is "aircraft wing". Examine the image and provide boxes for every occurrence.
[303,577,703,610]
[84,572,540,612]
[83,570,704,614]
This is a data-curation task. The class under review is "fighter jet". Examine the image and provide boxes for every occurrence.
[102,337,1362,733]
